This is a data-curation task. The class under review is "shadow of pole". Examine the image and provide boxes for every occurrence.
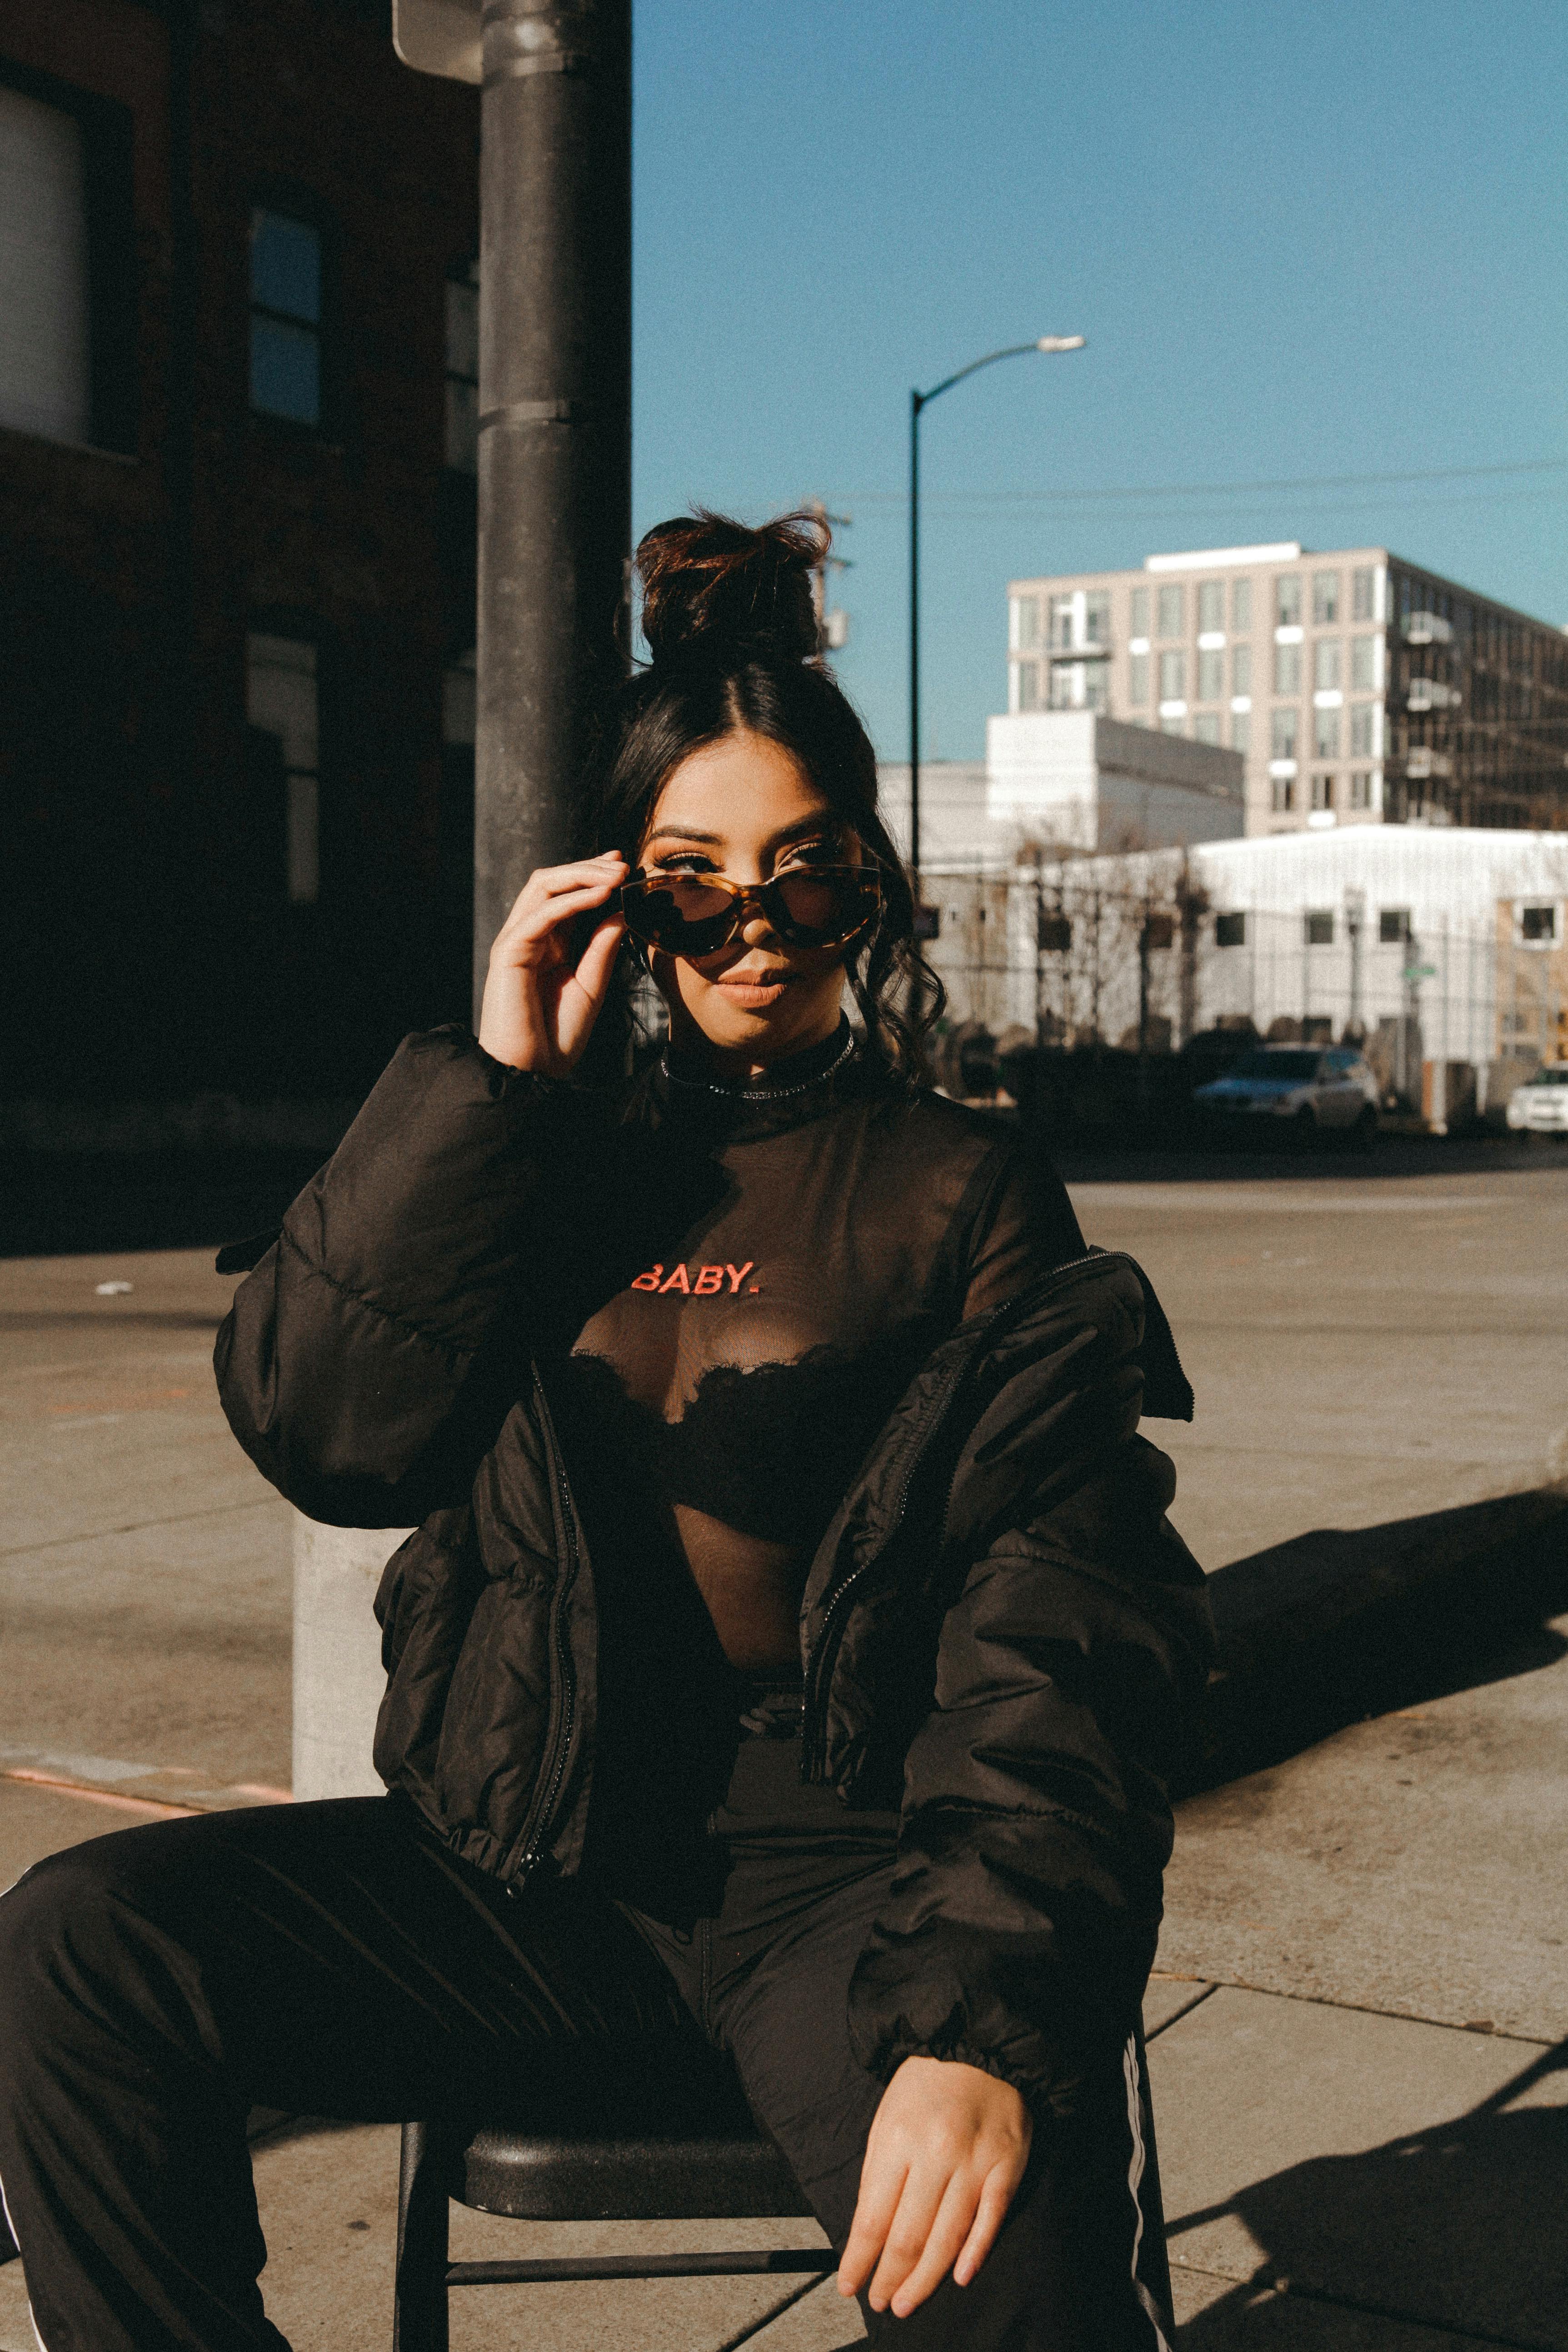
[1180,1485,1568,1795]
[1167,2040,1568,2350]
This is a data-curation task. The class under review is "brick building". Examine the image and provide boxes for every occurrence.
[1,0,480,1103]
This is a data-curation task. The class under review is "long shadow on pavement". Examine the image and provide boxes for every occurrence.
[1169,2039,1568,2351]
[1182,1485,1568,1795]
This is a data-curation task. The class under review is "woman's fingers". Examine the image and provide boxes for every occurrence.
[885,2171,984,2318]
[865,2166,952,2315]
[951,2164,1019,2290]
[569,911,628,1010]
[835,2152,908,2300]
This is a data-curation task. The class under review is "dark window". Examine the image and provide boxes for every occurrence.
[250,207,322,424]
[1037,912,1073,953]
[1379,908,1411,944]
[1521,904,1558,943]
[1215,912,1247,948]
[1304,909,1335,946]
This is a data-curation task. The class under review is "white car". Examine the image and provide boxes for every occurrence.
[1193,1044,1379,1145]
[1505,1065,1568,1135]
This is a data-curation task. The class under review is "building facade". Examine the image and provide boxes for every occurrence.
[2,0,480,1104]
[921,826,1568,1103]
[1007,543,1568,843]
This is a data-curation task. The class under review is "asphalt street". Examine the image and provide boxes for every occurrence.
[0,1142,1563,2349]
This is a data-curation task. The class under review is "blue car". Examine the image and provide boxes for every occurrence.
[1193,1045,1379,1146]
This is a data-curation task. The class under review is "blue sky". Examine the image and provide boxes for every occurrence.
[631,0,1568,762]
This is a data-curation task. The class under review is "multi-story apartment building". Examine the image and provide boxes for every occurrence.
[1007,542,1568,841]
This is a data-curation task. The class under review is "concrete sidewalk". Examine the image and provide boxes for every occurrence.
[1,1156,1564,2349]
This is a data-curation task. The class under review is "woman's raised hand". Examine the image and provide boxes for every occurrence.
[477,854,628,1076]
[837,2056,1032,2320]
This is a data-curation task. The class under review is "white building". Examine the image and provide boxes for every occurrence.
[916,825,1568,1102]
[877,711,1242,871]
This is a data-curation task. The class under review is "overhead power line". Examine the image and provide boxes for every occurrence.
[835,456,1568,511]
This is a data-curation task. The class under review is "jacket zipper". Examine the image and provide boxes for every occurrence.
[800,1246,1136,1775]
[509,1373,581,1883]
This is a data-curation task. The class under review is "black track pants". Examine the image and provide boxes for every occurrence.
[0,1734,1173,2352]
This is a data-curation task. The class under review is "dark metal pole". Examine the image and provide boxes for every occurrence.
[474,0,633,1021]
[908,386,922,890]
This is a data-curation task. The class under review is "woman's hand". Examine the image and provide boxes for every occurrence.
[477,854,628,1075]
[837,2057,1032,2320]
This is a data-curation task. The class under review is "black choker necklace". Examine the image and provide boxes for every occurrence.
[661,1027,856,1103]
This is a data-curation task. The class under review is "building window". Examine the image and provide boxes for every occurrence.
[1046,662,1074,710]
[1314,706,1341,758]
[1193,712,1222,745]
[1349,770,1373,810]
[246,634,320,903]
[1271,706,1298,758]
[1084,589,1110,645]
[1312,570,1339,624]
[1130,585,1150,638]
[1379,908,1411,944]
[1159,649,1185,700]
[1128,650,1149,706]
[1304,908,1335,945]
[1350,702,1375,756]
[1232,578,1252,633]
[1350,634,1376,690]
[1275,575,1301,627]
[0,84,90,445]
[1231,644,1252,696]
[444,260,478,473]
[250,207,322,425]
[1016,660,1040,712]
[1160,714,1187,737]
[1197,648,1223,702]
[1157,584,1183,639]
[1353,565,1376,621]
[1520,904,1558,944]
[1230,709,1251,754]
[1314,638,1342,691]
[1084,664,1109,715]
[1310,774,1335,812]
[1270,776,1293,813]
[1273,642,1301,695]
[1197,581,1223,634]
[1043,595,1071,651]
[1215,911,1247,948]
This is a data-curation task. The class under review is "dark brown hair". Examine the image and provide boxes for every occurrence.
[583,509,943,1080]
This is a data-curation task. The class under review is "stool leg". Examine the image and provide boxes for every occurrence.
[394,2120,450,2352]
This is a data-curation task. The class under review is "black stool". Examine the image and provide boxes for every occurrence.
[393,2076,833,2351]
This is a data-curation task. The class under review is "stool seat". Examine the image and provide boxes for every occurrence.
[458,2122,814,2221]
[393,2069,833,2348]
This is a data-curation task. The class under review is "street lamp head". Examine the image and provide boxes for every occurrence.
[1036,335,1086,353]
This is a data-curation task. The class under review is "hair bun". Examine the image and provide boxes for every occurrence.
[637,508,827,668]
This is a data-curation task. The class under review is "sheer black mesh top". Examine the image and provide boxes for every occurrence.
[554,1020,1085,1671]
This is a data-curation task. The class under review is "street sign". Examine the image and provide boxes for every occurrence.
[393,0,480,82]
[1402,963,1438,981]
[913,904,941,941]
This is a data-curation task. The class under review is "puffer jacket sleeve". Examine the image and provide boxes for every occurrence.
[845,1274,1214,2117]
[214,1025,600,1526]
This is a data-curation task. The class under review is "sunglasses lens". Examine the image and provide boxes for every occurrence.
[622,875,737,954]
[772,868,879,946]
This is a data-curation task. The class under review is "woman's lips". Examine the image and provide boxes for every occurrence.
[712,970,792,1007]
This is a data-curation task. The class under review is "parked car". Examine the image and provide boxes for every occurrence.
[1505,1065,1568,1136]
[1192,1044,1379,1146]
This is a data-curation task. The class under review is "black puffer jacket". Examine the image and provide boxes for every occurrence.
[215,1026,1213,2113]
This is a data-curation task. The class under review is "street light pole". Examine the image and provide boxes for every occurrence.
[907,335,1084,906]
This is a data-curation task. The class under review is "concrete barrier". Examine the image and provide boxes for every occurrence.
[292,1517,412,1802]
